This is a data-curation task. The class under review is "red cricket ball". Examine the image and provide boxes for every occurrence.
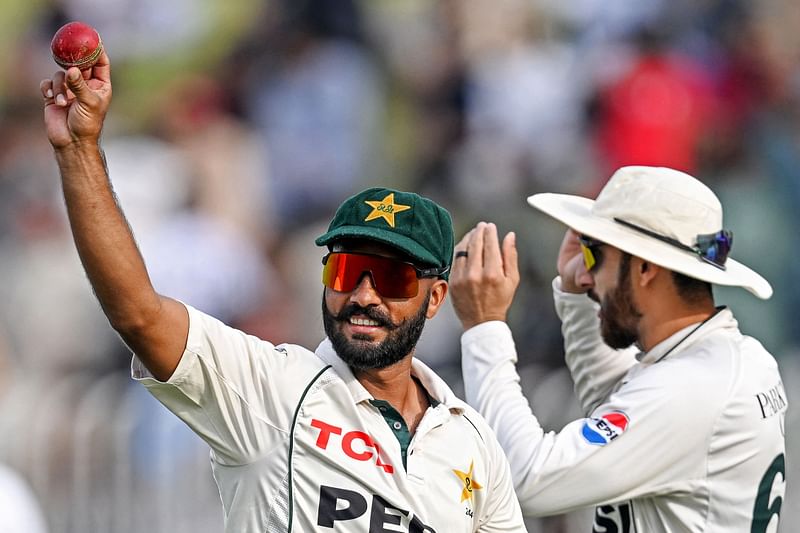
[50,21,103,70]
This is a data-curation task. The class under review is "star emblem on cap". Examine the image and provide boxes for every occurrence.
[453,460,483,502]
[364,193,411,228]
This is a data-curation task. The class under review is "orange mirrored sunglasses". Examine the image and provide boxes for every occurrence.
[322,252,447,298]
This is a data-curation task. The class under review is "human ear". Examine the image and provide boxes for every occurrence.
[425,280,449,319]
[637,259,660,287]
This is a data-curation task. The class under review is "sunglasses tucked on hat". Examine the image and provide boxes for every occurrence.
[316,188,455,296]
[528,166,773,299]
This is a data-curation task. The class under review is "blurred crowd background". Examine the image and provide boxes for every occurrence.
[1,0,798,531]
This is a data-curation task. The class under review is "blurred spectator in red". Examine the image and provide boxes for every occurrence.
[590,28,715,190]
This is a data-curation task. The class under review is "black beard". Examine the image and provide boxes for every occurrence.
[322,291,430,371]
[597,254,642,350]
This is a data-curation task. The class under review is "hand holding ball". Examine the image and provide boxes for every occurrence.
[42,20,110,150]
[50,21,103,71]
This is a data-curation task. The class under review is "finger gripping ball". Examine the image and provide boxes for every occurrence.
[51,21,103,70]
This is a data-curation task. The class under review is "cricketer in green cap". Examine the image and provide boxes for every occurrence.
[40,39,526,530]
[316,187,455,279]
[316,187,456,372]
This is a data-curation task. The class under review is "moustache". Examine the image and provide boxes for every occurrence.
[334,304,398,330]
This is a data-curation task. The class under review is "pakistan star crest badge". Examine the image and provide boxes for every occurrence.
[364,193,411,228]
[453,461,483,503]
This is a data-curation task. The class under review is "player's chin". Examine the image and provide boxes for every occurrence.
[348,332,384,344]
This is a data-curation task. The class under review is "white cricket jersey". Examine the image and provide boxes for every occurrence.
[132,303,525,533]
[461,277,787,532]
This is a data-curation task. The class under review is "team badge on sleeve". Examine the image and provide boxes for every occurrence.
[453,460,483,502]
[581,411,629,445]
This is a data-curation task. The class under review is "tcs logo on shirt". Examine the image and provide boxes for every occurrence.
[311,418,395,473]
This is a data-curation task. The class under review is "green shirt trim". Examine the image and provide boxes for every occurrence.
[369,378,438,470]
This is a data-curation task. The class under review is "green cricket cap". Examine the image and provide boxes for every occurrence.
[315,187,455,279]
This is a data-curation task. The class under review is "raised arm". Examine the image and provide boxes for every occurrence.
[41,52,187,380]
[554,230,636,412]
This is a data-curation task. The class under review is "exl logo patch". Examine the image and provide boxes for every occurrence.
[582,411,629,446]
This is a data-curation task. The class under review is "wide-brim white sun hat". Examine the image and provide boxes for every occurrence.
[528,166,773,299]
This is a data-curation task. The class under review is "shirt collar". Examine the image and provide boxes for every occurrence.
[638,306,738,364]
[314,337,465,414]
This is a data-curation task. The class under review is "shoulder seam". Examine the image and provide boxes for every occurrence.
[461,412,486,444]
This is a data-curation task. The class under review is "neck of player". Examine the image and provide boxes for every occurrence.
[354,358,430,434]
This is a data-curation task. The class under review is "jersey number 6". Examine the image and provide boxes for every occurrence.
[751,453,784,533]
